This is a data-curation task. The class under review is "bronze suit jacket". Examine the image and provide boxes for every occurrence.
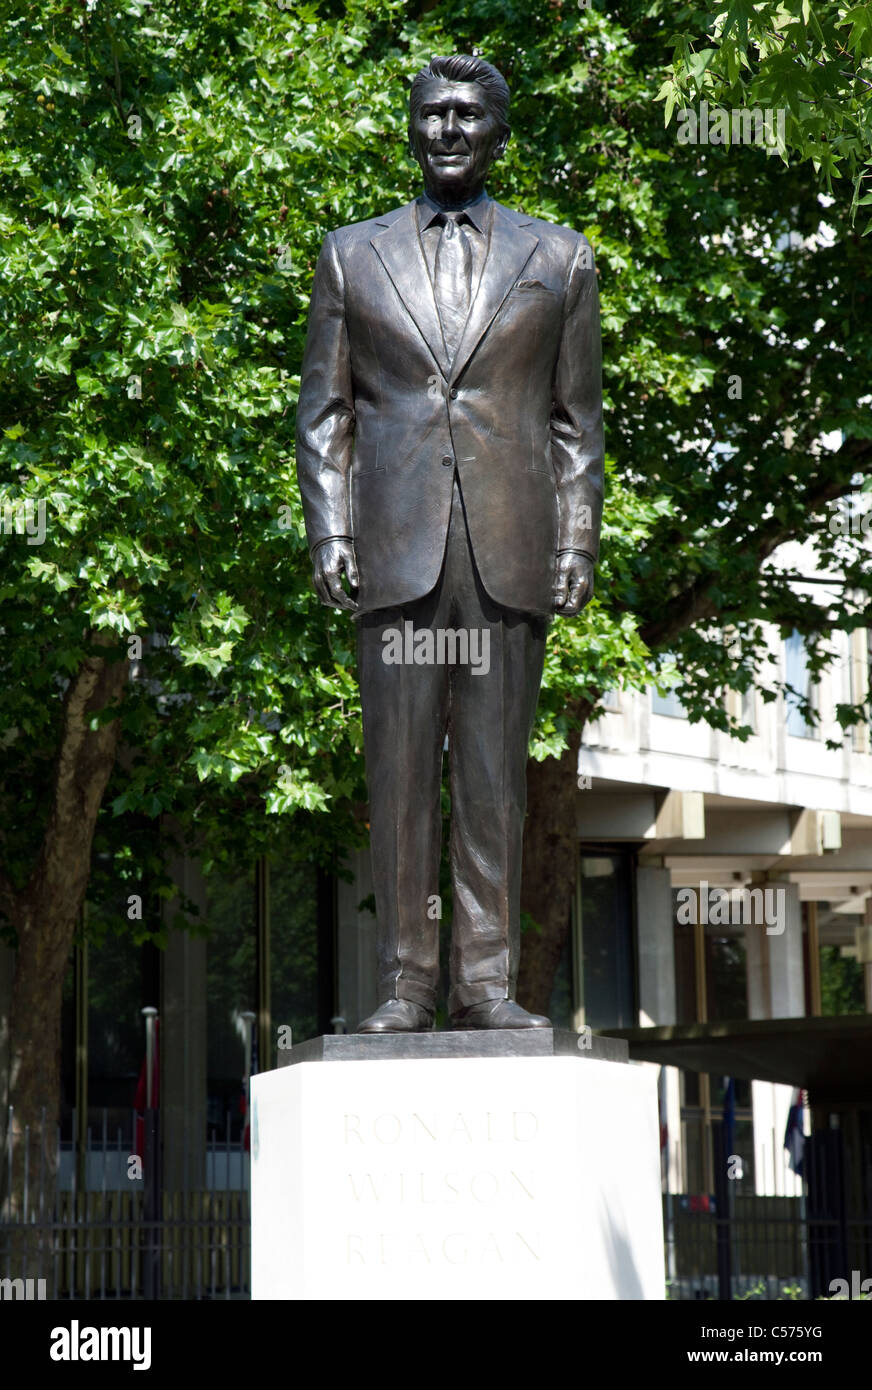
[295,196,604,618]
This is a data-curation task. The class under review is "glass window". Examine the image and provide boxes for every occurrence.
[547,917,573,1029]
[652,686,686,718]
[740,686,756,731]
[87,931,150,1124]
[576,852,635,1028]
[705,928,748,1022]
[205,866,256,1140]
[784,629,816,738]
[849,631,870,752]
[820,944,864,1014]
[673,904,697,1026]
[672,893,748,1024]
[815,900,866,1015]
[270,858,321,1057]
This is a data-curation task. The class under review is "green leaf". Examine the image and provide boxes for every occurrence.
[47,40,74,65]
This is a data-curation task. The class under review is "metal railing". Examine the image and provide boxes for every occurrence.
[1,1106,250,1300]
[664,1119,872,1300]
[4,1107,870,1301]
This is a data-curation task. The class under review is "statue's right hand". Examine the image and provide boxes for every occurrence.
[312,539,359,612]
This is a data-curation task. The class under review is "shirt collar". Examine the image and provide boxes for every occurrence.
[417,188,491,234]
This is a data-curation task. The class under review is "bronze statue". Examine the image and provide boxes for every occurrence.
[296,54,604,1031]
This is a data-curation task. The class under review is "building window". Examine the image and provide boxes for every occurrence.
[204,852,330,1130]
[725,683,756,734]
[784,629,817,738]
[672,889,748,1024]
[810,901,867,1016]
[571,850,636,1029]
[652,686,687,718]
[849,629,870,753]
[270,858,326,1058]
[88,932,158,1124]
[740,686,756,732]
[671,890,753,1195]
[205,865,256,1141]
[706,927,748,1021]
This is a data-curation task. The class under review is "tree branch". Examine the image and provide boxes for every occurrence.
[638,437,872,651]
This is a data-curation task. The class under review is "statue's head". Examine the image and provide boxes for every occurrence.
[408,54,510,206]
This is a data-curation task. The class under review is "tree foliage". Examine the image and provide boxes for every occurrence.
[0,0,870,1137]
[658,1,872,218]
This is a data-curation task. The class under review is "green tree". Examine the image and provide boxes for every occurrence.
[820,944,866,1015]
[1,0,377,1226]
[657,1,872,213]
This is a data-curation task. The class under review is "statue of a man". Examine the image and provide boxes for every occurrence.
[296,54,603,1032]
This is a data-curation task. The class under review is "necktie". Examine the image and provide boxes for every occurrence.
[433,212,472,360]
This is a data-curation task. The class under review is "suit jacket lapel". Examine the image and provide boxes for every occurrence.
[369,199,540,385]
[449,204,539,383]
[370,203,450,379]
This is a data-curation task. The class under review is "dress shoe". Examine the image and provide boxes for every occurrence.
[451,998,551,1030]
[357,999,434,1033]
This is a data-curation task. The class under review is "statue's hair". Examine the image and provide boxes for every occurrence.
[409,54,510,130]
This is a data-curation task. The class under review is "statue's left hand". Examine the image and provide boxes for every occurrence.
[312,539,359,612]
[552,552,594,616]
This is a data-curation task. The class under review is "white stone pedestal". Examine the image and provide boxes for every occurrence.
[251,1052,665,1300]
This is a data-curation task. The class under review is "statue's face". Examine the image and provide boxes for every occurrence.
[409,78,508,204]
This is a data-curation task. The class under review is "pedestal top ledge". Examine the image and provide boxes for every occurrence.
[280,1028,628,1066]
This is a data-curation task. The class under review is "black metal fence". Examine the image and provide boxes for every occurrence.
[664,1121,872,1300]
[4,1108,871,1300]
[1,1107,249,1300]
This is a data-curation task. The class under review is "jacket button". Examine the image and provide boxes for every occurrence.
[449,387,458,399]
[441,454,453,467]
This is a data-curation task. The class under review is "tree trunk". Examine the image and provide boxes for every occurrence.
[1,634,128,1273]
[3,910,73,1272]
[517,705,592,1017]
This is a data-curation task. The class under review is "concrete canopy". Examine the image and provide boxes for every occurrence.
[603,1015,872,1103]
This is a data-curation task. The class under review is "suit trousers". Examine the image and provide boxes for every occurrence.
[356,473,549,1017]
